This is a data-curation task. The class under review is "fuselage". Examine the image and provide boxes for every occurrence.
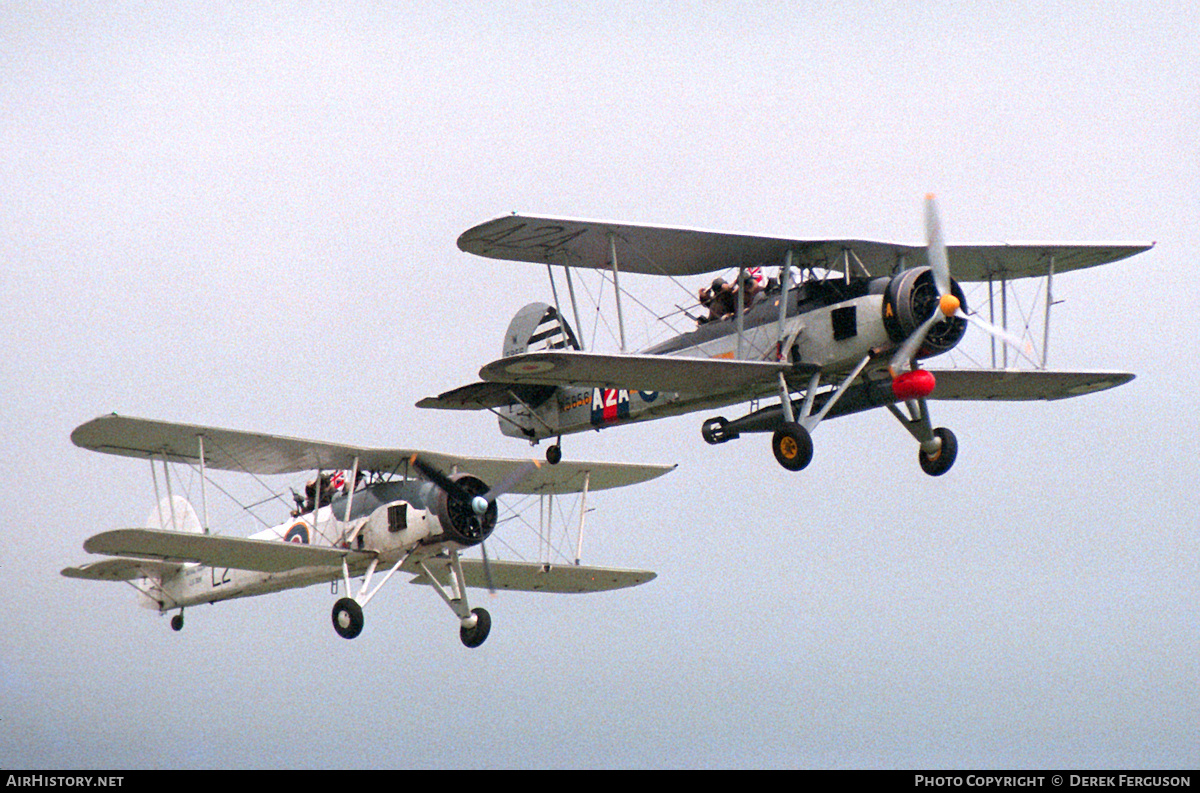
[137,479,485,613]
[495,271,963,442]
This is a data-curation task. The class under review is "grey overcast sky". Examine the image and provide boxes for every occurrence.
[2,1,1196,769]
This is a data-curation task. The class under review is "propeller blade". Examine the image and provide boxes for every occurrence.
[925,194,951,296]
[480,540,497,595]
[482,459,542,504]
[958,310,1033,356]
[409,455,475,504]
[889,309,943,375]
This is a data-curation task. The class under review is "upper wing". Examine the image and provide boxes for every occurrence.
[926,369,1135,401]
[458,214,1152,281]
[72,414,396,474]
[407,557,656,594]
[82,528,375,573]
[477,350,792,393]
[70,414,674,493]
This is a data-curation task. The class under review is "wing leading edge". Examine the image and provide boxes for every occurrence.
[476,350,792,393]
[458,214,1152,281]
[71,414,674,493]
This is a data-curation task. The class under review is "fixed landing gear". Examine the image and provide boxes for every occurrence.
[460,607,492,648]
[771,422,813,472]
[918,427,958,476]
[545,444,562,465]
[170,612,184,632]
[331,597,364,639]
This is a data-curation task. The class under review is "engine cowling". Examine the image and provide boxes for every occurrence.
[882,266,968,358]
[431,472,497,547]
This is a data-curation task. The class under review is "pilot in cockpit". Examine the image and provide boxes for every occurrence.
[697,277,737,325]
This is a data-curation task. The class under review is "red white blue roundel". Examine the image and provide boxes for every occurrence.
[283,522,311,544]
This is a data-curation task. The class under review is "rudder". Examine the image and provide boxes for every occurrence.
[503,302,581,357]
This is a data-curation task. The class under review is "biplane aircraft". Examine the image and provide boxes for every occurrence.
[420,197,1152,473]
[62,414,673,647]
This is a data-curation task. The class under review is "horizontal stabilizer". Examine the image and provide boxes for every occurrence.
[70,414,674,492]
[926,369,1135,401]
[416,381,555,411]
[61,557,182,581]
[458,214,1153,281]
[409,558,656,594]
[83,529,375,573]
[479,350,791,393]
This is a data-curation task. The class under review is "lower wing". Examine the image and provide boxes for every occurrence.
[407,557,655,594]
[80,528,375,573]
[926,369,1134,401]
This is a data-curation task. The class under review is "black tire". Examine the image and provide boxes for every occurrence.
[918,427,958,476]
[331,597,364,640]
[170,613,184,632]
[545,445,562,465]
[771,422,813,472]
[460,607,492,648]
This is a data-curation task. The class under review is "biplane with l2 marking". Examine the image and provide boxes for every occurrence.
[420,197,1152,473]
[62,414,673,647]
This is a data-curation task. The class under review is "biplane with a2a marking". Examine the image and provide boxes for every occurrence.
[62,414,673,647]
[420,197,1152,473]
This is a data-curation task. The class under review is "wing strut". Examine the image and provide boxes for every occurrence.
[736,265,746,358]
[1042,254,1055,368]
[573,471,590,565]
[197,435,210,534]
[776,249,793,356]
[609,232,627,352]
[563,264,586,352]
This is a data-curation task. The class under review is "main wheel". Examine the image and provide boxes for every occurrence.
[331,597,364,639]
[771,422,813,472]
[918,427,958,476]
[170,613,184,632]
[460,607,492,648]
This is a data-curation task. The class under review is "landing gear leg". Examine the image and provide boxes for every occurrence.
[328,555,407,640]
[887,399,958,476]
[417,549,493,649]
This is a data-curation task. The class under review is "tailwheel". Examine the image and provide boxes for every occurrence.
[331,597,364,640]
[771,422,813,472]
[545,444,562,465]
[460,607,492,648]
[918,427,958,476]
[170,612,184,632]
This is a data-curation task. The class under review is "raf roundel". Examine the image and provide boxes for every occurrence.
[283,522,311,544]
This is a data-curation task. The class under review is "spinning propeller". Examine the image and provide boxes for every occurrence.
[889,195,1031,385]
[409,454,543,593]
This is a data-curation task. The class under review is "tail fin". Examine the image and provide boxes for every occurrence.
[503,302,581,357]
[145,495,203,534]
